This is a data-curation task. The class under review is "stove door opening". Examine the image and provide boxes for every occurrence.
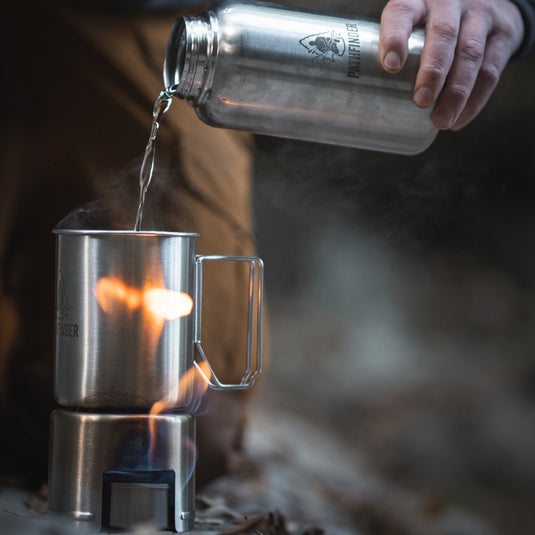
[102,470,176,531]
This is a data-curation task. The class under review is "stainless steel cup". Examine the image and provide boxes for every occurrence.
[53,230,263,409]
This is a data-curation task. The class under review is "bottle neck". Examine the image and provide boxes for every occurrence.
[163,14,216,104]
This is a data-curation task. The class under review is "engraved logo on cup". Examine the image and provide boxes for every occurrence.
[56,269,71,320]
[56,269,79,338]
[122,431,150,468]
[299,30,346,62]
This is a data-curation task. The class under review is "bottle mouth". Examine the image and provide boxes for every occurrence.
[163,18,187,95]
[163,14,215,103]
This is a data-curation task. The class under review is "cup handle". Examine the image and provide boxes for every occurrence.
[193,255,263,390]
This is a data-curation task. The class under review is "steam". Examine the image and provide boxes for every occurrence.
[55,157,187,232]
[253,132,502,253]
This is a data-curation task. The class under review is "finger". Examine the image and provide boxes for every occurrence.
[431,10,490,130]
[450,3,524,131]
[379,0,426,73]
[413,1,462,109]
[450,32,513,130]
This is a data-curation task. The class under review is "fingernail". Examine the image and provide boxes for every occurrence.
[432,108,455,130]
[414,87,433,108]
[384,51,401,71]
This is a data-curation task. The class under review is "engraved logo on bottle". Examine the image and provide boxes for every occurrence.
[299,30,346,62]
[56,269,79,338]
[346,23,361,79]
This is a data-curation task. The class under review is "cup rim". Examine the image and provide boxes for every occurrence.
[53,229,200,238]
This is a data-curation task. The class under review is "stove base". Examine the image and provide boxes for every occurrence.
[48,410,195,532]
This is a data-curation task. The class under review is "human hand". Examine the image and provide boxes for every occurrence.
[379,0,525,130]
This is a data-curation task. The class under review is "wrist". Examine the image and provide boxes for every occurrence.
[509,0,535,58]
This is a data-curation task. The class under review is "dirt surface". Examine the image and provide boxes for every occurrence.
[0,404,500,534]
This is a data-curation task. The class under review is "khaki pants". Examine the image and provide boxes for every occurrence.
[0,1,258,487]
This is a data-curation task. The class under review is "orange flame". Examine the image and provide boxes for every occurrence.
[143,288,193,320]
[95,275,194,371]
[149,361,212,459]
[150,361,211,417]
[95,277,193,319]
[95,274,206,461]
[95,277,142,313]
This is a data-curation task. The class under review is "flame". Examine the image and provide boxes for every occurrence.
[149,361,212,460]
[95,277,192,319]
[95,275,194,370]
[143,288,193,320]
[149,361,211,417]
[95,277,142,313]
[94,273,207,462]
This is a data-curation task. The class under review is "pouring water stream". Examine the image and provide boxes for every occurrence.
[134,90,174,231]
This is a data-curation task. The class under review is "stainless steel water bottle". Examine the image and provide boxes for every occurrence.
[164,0,437,155]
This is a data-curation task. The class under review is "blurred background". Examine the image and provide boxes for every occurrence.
[1,2,533,534]
[248,1,535,534]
